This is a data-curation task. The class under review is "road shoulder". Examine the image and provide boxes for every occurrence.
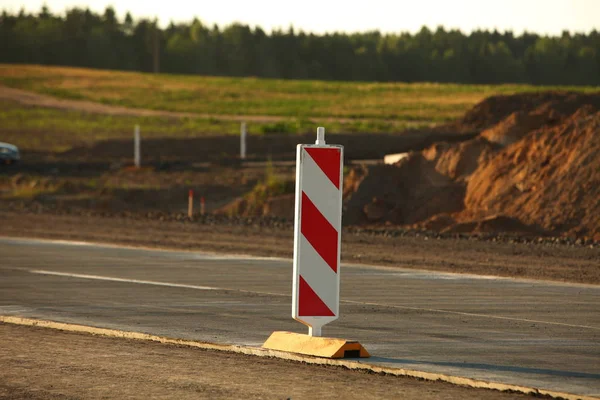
[0,322,535,400]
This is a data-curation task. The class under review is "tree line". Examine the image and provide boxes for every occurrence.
[1,6,599,85]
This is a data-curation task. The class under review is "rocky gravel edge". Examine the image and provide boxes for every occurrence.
[4,200,598,249]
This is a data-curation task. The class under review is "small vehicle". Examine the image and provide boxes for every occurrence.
[0,142,20,165]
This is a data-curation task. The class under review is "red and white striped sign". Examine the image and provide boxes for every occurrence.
[292,128,343,337]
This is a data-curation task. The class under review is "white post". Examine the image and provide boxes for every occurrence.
[134,125,141,168]
[240,122,247,160]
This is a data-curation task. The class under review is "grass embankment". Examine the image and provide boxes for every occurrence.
[4,64,597,120]
[0,64,484,121]
[1,64,597,153]
[0,100,240,152]
[0,101,424,152]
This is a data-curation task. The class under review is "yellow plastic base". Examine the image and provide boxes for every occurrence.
[262,331,370,359]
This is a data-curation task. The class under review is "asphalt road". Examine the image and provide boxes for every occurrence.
[1,237,599,398]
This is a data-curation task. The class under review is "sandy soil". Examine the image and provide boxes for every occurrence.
[1,211,598,284]
[343,92,600,240]
[0,323,535,400]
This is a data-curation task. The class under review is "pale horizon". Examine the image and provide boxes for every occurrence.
[1,0,599,36]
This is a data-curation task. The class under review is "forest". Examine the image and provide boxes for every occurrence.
[1,6,599,86]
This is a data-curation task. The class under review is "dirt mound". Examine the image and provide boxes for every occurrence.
[343,155,465,226]
[342,91,600,240]
[214,178,295,219]
[477,93,600,147]
[463,107,600,239]
[480,111,548,146]
[458,91,600,130]
[422,137,498,180]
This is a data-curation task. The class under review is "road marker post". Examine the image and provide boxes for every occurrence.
[134,125,141,168]
[200,196,205,216]
[263,127,369,359]
[240,122,247,160]
[188,190,194,219]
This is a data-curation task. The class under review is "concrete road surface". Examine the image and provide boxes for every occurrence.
[1,237,599,397]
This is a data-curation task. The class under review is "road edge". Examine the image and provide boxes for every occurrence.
[1,315,595,400]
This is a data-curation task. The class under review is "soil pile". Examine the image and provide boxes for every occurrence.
[343,91,600,240]
[343,156,465,226]
[463,107,600,239]
[216,184,295,219]
[458,91,600,130]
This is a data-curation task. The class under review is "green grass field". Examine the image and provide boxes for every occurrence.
[0,100,235,152]
[1,64,597,152]
[3,64,597,121]
[0,101,421,152]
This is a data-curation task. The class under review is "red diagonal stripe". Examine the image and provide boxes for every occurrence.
[298,275,335,316]
[305,147,341,189]
[301,192,338,273]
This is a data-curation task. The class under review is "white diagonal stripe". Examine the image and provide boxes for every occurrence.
[301,148,342,229]
[298,235,339,315]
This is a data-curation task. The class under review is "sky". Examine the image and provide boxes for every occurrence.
[2,0,599,36]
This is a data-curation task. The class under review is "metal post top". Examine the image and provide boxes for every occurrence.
[315,127,326,145]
